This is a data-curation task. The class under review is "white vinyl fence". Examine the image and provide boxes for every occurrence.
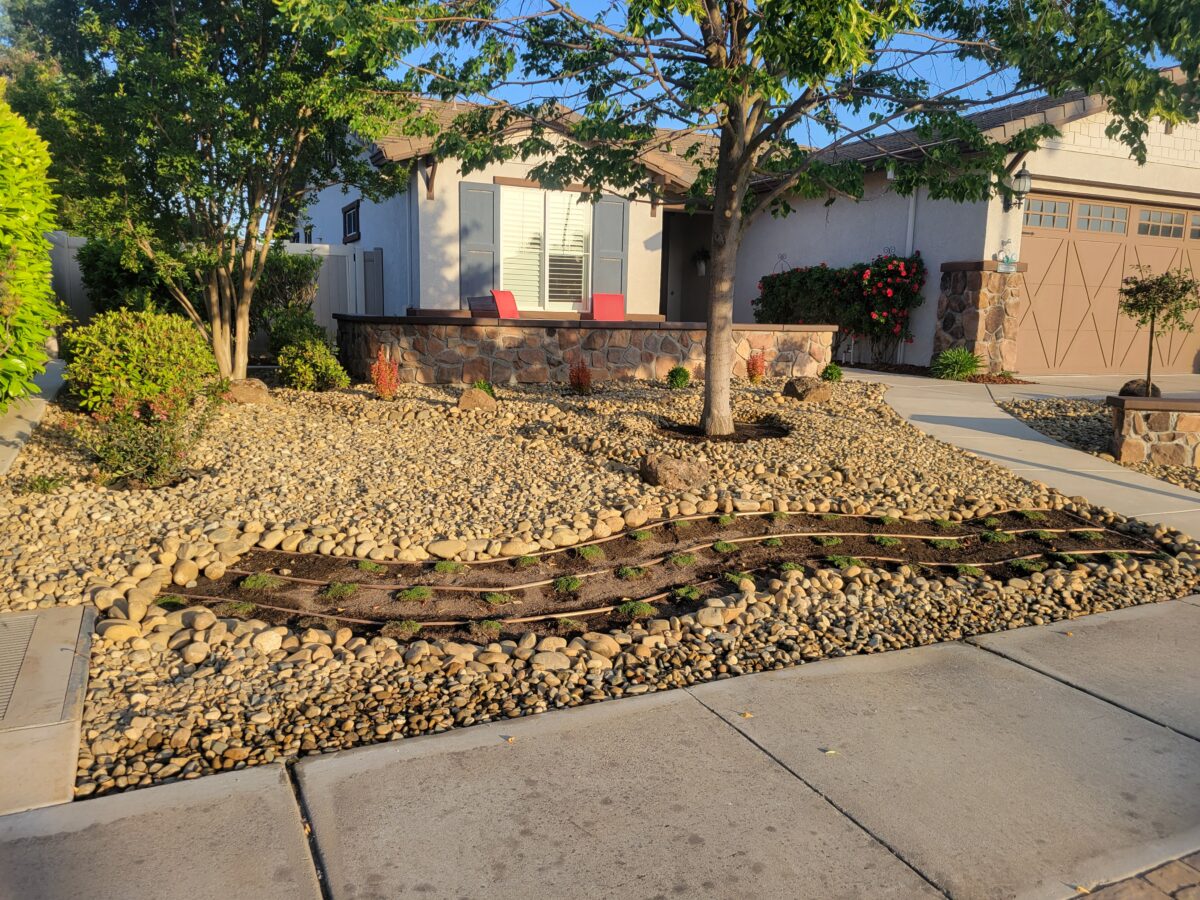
[47,232,93,324]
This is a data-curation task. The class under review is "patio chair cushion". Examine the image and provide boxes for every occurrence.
[589,293,626,321]
[467,296,500,317]
[489,290,520,318]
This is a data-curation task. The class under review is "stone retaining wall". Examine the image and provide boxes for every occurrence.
[335,315,836,385]
[1108,397,1200,466]
[933,261,1026,373]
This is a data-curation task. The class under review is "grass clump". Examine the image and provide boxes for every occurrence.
[514,555,539,569]
[556,617,586,632]
[930,347,982,381]
[619,600,655,619]
[716,514,735,527]
[381,619,421,640]
[320,582,357,601]
[813,535,842,547]
[155,594,186,611]
[433,560,464,574]
[1017,509,1047,522]
[672,519,694,531]
[1052,552,1086,564]
[779,561,805,573]
[928,538,960,550]
[616,565,646,580]
[723,571,753,586]
[820,513,842,521]
[955,564,984,577]
[877,515,899,526]
[553,575,583,594]
[576,545,606,562]
[357,560,386,573]
[628,529,652,542]
[240,573,284,592]
[981,516,1001,528]
[1026,530,1055,542]
[215,600,257,617]
[395,585,432,602]
[674,585,702,601]
[932,518,955,530]
[982,531,1014,544]
[712,540,737,553]
[471,619,503,640]
[18,474,67,495]
[1010,558,1048,574]
[482,592,514,607]
[1106,551,1130,563]
[761,537,783,549]
[669,553,696,567]
[827,555,864,569]
[1074,530,1104,542]
[871,535,901,548]
[769,511,787,523]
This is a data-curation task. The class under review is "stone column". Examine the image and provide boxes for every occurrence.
[933,261,1027,373]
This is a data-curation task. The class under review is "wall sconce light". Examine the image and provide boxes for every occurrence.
[692,248,710,277]
[1003,164,1033,211]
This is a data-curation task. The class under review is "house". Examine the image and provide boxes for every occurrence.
[304,81,1200,376]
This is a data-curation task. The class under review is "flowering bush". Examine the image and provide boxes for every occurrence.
[746,350,766,383]
[370,347,399,400]
[752,252,926,361]
[568,358,593,394]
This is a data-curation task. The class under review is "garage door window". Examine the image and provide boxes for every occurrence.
[1190,214,1200,240]
[1024,198,1070,229]
[1137,208,1185,238]
[1076,203,1128,234]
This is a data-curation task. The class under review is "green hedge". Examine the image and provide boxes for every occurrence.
[752,252,926,360]
[0,83,65,412]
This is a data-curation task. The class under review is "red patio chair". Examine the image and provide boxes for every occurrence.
[489,290,520,319]
[588,293,626,321]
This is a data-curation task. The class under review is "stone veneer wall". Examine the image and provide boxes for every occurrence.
[336,315,835,385]
[933,261,1026,373]
[1110,405,1200,466]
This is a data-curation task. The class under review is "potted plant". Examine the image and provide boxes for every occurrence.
[1117,266,1200,396]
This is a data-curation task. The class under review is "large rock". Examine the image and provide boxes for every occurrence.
[427,539,466,560]
[1119,379,1162,398]
[457,387,497,412]
[783,377,833,403]
[639,453,710,491]
[225,378,276,405]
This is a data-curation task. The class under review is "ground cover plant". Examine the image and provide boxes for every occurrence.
[930,348,983,381]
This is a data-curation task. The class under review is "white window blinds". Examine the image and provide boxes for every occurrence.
[500,187,591,310]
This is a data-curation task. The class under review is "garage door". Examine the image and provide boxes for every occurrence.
[1016,195,1200,374]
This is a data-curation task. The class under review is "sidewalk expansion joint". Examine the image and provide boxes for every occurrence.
[284,760,334,900]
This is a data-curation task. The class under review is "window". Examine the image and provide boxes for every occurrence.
[1190,214,1200,241]
[1076,203,1128,234]
[500,187,591,310]
[342,200,361,243]
[1137,208,1185,238]
[1023,198,1069,229]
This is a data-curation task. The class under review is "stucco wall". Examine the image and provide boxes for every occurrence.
[735,171,991,365]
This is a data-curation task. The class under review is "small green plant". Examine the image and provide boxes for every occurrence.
[1017,509,1047,522]
[628,530,652,542]
[929,538,960,550]
[395,585,432,602]
[472,379,496,398]
[472,619,503,640]
[514,555,539,569]
[672,519,694,531]
[955,564,984,577]
[357,559,386,573]
[820,362,843,383]
[155,594,186,610]
[553,575,583,594]
[723,571,753,586]
[981,516,1001,528]
[674,585,702,601]
[872,535,902,548]
[240,573,284,591]
[761,537,783,548]
[716,514,735,526]
[932,518,955,530]
[381,619,421,640]
[1052,552,1086,564]
[1074,530,1104,542]
[556,616,586,632]
[576,545,606,562]
[278,338,350,391]
[320,581,357,601]
[1106,551,1130,563]
[877,515,899,526]
[820,513,842,521]
[1026,530,1055,542]
[712,540,737,553]
[434,560,464,574]
[780,561,805,572]
[1011,558,1048,574]
[216,600,257,617]
[666,365,691,389]
[17,474,67,494]
[930,347,982,381]
[482,591,514,606]
[982,531,1015,544]
[616,565,646,580]
[618,600,655,619]
[669,553,696,567]
[827,555,864,569]
[814,535,842,547]
[769,511,787,523]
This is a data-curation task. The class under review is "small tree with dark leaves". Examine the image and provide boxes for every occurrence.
[1118,267,1200,397]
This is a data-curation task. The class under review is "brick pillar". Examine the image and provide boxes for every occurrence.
[933,261,1027,373]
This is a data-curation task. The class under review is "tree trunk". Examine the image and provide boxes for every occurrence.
[205,272,234,379]
[1146,312,1155,397]
[232,294,251,381]
[702,212,740,436]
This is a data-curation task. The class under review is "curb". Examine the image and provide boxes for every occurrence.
[0,360,65,478]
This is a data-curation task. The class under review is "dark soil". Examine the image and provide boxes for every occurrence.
[659,419,791,444]
[847,363,1032,384]
[169,509,1156,644]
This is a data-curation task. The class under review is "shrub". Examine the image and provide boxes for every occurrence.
[472,379,495,398]
[820,362,843,382]
[278,339,349,391]
[63,309,222,484]
[746,350,766,383]
[0,87,65,413]
[666,365,690,389]
[76,237,190,314]
[568,358,592,394]
[930,347,982,381]
[370,348,399,400]
[253,249,324,352]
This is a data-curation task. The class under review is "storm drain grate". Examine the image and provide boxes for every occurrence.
[0,614,37,721]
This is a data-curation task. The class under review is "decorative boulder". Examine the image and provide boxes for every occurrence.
[458,386,497,412]
[639,452,710,491]
[226,378,276,405]
[783,377,833,403]
[1119,379,1162,398]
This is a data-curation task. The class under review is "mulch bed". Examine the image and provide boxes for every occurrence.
[658,419,791,443]
[168,509,1155,643]
[847,363,1032,384]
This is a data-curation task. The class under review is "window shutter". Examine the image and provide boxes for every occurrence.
[459,182,500,305]
[591,196,629,297]
[500,186,545,309]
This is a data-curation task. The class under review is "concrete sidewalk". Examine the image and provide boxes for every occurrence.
[0,359,64,477]
[2,600,1197,899]
[856,371,1200,538]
